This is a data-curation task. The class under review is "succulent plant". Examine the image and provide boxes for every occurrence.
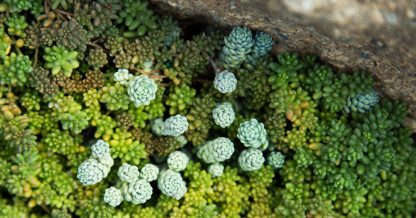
[43,46,79,77]
[213,70,237,94]
[0,52,32,86]
[114,68,133,85]
[238,148,265,172]
[117,0,158,37]
[140,164,159,182]
[124,179,153,204]
[1,3,414,217]
[208,163,224,177]
[157,169,187,200]
[252,31,273,58]
[91,140,111,159]
[345,90,379,113]
[212,102,235,128]
[117,163,140,183]
[222,26,254,69]
[127,75,158,107]
[237,118,268,150]
[162,114,189,137]
[267,151,285,169]
[104,186,123,207]
[167,151,189,172]
[77,158,109,186]
[6,15,28,37]
[197,137,235,164]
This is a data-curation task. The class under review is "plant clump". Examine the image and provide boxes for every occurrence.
[0,1,415,217]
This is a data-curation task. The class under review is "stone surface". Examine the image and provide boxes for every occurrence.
[151,0,416,124]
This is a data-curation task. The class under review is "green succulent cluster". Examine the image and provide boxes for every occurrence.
[2,0,32,13]
[86,48,108,69]
[77,140,114,186]
[117,0,158,37]
[43,46,79,77]
[0,92,37,152]
[197,137,235,164]
[73,1,121,38]
[222,27,273,70]
[99,83,130,110]
[49,94,90,134]
[0,52,32,86]
[0,1,415,217]
[185,94,217,146]
[166,85,196,115]
[6,15,28,37]
[222,27,254,69]
[345,90,379,113]
[127,75,158,107]
[212,102,235,128]
[19,91,41,111]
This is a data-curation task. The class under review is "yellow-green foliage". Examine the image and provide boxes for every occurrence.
[0,1,414,217]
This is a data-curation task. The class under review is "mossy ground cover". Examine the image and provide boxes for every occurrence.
[0,0,415,217]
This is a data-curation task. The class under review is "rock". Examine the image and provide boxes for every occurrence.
[151,0,416,130]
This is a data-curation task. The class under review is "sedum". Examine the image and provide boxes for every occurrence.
[140,164,159,182]
[77,158,108,186]
[267,151,285,169]
[208,163,224,177]
[345,90,379,113]
[167,150,189,172]
[124,179,153,204]
[91,140,111,159]
[212,102,235,128]
[213,70,237,94]
[157,169,187,200]
[197,137,235,164]
[222,26,254,69]
[0,4,415,217]
[238,148,265,172]
[237,118,268,150]
[104,186,123,207]
[114,68,133,85]
[117,163,140,183]
[127,75,158,107]
[162,114,189,137]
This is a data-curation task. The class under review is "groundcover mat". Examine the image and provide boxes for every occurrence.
[0,0,415,217]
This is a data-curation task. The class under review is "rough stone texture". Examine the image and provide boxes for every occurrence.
[151,0,416,123]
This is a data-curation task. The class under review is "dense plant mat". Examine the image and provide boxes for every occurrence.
[0,0,415,217]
